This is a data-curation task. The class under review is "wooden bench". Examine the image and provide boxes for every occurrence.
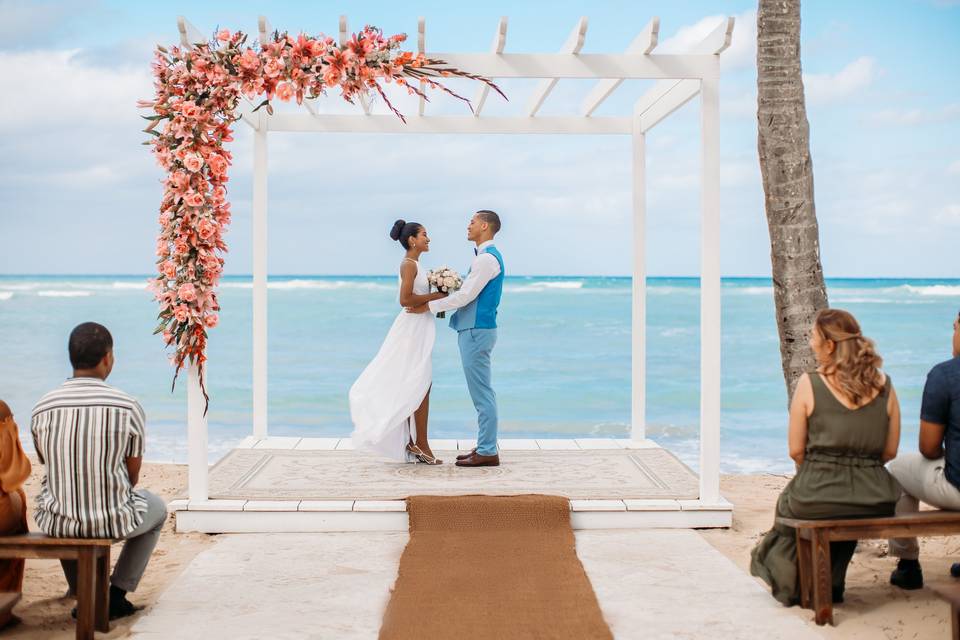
[0,591,20,623]
[0,533,113,639]
[778,510,960,626]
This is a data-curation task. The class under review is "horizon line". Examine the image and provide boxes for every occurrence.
[2,274,960,281]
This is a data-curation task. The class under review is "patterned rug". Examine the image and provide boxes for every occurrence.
[207,448,699,500]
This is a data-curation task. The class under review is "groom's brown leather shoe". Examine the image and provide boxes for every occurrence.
[455,453,500,467]
[455,448,477,461]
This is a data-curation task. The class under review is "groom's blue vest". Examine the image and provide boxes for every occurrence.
[450,246,504,332]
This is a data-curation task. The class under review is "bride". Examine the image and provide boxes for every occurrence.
[349,219,448,464]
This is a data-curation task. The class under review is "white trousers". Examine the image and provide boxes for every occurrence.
[887,453,960,560]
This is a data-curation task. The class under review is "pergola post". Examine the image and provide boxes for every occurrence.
[252,113,269,439]
[187,362,208,501]
[630,115,647,442]
[699,63,722,504]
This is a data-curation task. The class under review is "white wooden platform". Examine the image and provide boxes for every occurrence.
[174,438,732,532]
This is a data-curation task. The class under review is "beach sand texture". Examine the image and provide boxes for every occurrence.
[2,466,953,638]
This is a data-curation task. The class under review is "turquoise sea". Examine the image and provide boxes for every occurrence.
[1,275,957,473]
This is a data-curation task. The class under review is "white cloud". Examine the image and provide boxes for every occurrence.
[948,160,960,176]
[0,49,152,131]
[869,103,960,126]
[803,57,878,105]
[936,204,960,225]
[658,10,757,71]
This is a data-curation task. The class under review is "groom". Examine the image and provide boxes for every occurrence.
[411,210,504,467]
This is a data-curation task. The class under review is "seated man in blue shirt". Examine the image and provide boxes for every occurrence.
[888,310,960,589]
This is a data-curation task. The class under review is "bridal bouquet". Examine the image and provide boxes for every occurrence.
[427,267,462,318]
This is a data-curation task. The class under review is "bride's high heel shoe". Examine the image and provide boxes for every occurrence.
[407,443,443,465]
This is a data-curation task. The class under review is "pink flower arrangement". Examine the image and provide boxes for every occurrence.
[141,24,505,409]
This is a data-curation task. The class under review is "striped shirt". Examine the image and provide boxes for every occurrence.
[31,378,147,538]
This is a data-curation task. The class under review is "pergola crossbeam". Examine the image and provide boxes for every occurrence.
[525,17,588,117]
[267,113,631,134]
[177,16,206,48]
[423,53,712,79]
[581,17,659,117]
[633,16,734,132]
[473,17,508,117]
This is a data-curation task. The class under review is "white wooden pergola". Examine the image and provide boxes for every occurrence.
[179,14,734,511]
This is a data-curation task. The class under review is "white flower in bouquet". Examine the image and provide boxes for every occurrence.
[427,267,463,318]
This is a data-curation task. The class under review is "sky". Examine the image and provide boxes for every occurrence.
[0,0,957,278]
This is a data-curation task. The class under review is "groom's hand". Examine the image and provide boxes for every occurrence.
[406,303,430,314]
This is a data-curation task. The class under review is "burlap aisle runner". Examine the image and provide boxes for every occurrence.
[379,495,613,640]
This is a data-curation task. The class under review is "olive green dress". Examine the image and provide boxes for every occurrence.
[750,372,901,605]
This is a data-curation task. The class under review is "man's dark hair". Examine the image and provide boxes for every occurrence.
[69,322,113,370]
[476,209,501,234]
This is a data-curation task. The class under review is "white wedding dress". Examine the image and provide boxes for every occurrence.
[349,260,435,461]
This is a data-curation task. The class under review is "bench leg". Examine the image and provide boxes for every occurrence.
[95,548,110,633]
[953,602,960,640]
[76,548,96,640]
[811,529,834,626]
[796,533,812,609]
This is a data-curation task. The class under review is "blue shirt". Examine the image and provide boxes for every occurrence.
[920,356,960,488]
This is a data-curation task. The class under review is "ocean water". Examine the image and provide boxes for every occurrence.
[1,275,957,473]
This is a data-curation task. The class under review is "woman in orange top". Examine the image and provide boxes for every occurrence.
[0,400,31,628]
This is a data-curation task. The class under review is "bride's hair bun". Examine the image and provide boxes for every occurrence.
[390,219,406,241]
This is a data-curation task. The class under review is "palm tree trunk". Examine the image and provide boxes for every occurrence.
[757,0,829,402]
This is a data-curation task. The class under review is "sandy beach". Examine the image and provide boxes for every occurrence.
[702,474,954,639]
[4,466,954,638]
[5,459,214,640]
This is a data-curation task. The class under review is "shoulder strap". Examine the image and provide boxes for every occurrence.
[807,371,827,403]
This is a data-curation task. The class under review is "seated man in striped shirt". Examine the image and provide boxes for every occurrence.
[31,322,167,620]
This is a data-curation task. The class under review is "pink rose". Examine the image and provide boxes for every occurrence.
[216,29,231,43]
[264,58,283,78]
[180,101,200,119]
[173,238,190,256]
[177,282,197,302]
[275,82,294,101]
[197,218,217,241]
[239,49,260,71]
[183,152,204,173]
[174,305,190,323]
[156,239,170,257]
[162,261,177,279]
[323,67,342,87]
[212,185,227,203]
[204,314,219,328]
[185,192,205,208]
[206,155,227,178]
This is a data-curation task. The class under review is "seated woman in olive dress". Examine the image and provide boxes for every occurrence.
[0,399,32,629]
[751,308,901,605]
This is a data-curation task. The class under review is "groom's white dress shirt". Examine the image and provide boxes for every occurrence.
[428,240,501,315]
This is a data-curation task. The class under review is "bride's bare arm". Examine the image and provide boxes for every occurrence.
[398,261,446,308]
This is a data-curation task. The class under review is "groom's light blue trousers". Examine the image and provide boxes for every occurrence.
[457,328,498,456]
